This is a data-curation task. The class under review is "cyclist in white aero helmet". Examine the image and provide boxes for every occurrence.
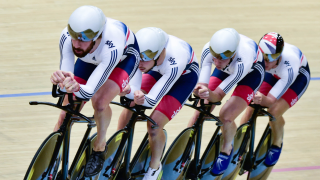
[50,5,140,177]
[188,28,265,178]
[118,27,199,180]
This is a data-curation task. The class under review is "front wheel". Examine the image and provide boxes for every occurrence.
[161,128,195,180]
[24,132,62,180]
[221,124,251,180]
[247,128,272,180]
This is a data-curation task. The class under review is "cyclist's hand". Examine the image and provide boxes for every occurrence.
[253,91,263,104]
[119,84,131,96]
[63,76,80,93]
[50,70,67,88]
[134,90,145,105]
[195,84,209,99]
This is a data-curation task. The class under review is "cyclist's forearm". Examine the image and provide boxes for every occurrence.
[208,90,223,103]
[260,94,277,107]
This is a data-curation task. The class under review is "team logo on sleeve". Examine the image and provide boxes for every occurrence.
[168,57,177,65]
[106,40,115,48]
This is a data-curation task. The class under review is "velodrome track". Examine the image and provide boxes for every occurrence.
[0,0,319,179]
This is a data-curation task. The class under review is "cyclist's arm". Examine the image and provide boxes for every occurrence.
[74,48,123,99]
[208,87,225,103]
[198,44,213,85]
[125,68,142,100]
[269,65,297,100]
[259,93,277,107]
[59,28,75,73]
[141,65,184,108]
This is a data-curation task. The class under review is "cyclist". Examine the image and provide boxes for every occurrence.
[188,28,265,176]
[240,32,310,168]
[50,5,139,177]
[118,27,199,180]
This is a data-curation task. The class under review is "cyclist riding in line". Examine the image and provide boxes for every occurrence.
[50,5,140,177]
[188,28,265,176]
[240,32,310,168]
[118,27,199,180]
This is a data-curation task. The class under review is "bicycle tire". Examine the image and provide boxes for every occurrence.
[99,130,128,180]
[221,124,251,180]
[161,128,195,180]
[130,129,168,180]
[247,128,272,180]
[24,132,63,180]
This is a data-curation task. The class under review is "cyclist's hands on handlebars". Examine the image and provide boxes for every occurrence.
[194,84,210,99]
[253,91,263,105]
[134,90,145,105]
[50,70,67,88]
[119,84,131,96]
[50,70,80,93]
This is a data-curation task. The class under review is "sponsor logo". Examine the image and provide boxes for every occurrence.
[171,106,182,119]
[168,57,177,65]
[291,97,298,106]
[106,40,115,48]
[92,56,96,61]
[237,58,242,62]
[284,61,291,67]
[247,92,254,103]
[122,77,129,90]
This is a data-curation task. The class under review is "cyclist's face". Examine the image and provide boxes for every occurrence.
[139,60,154,72]
[213,57,231,70]
[71,39,94,58]
[264,56,281,71]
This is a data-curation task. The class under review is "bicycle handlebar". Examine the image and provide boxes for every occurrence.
[249,103,276,121]
[29,85,94,124]
[110,96,159,129]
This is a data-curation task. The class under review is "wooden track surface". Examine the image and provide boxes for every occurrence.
[0,0,319,179]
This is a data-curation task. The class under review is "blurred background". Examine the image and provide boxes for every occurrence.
[0,0,319,179]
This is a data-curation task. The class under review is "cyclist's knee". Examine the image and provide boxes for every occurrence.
[147,126,163,138]
[92,99,110,112]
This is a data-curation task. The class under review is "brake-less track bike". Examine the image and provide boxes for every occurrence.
[161,95,223,180]
[221,103,276,180]
[24,85,98,180]
[92,96,167,180]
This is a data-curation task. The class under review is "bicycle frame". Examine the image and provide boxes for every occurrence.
[26,85,96,180]
[182,97,222,179]
[103,97,159,179]
[239,104,275,176]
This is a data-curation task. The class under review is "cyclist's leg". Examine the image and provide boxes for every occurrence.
[147,65,198,170]
[188,68,229,127]
[92,79,121,151]
[265,64,310,166]
[148,110,169,169]
[219,96,248,154]
[221,59,265,154]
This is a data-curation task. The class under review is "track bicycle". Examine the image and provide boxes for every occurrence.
[221,103,276,180]
[161,95,223,180]
[24,85,98,180]
[91,96,167,180]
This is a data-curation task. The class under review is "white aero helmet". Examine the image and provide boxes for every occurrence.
[209,28,240,60]
[68,6,106,42]
[136,27,169,61]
